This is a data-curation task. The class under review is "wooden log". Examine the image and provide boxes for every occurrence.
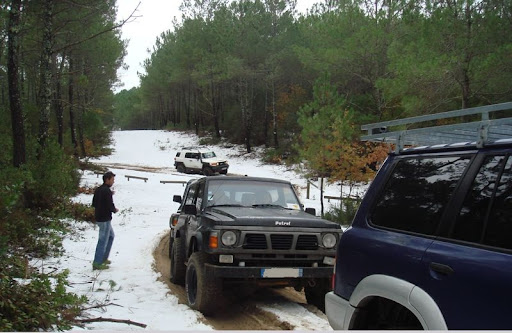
[324,195,342,202]
[125,175,148,182]
[160,180,187,186]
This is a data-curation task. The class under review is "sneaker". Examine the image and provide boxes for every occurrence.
[92,263,110,270]
[103,259,111,265]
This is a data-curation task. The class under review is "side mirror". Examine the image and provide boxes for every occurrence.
[173,195,182,203]
[183,204,197,215]
[305,207,316,216]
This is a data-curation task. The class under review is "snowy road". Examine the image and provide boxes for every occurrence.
[54,130,339,330]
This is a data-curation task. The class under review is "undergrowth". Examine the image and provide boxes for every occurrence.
[0,141,93,331]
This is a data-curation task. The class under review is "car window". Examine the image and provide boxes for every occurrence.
[184,183,197,206]
[205,179,301,210]
[484,156,512,249]
[370,155,471,235]
[202,152,216,158]
[196,182,205,211]
[185,152,199,159]
[452,155,506,243]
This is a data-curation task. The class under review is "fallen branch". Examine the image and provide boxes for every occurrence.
[81,302,122,311]
[77,317,147,328]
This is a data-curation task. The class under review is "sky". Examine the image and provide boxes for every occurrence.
[42,129,351,330]
[115,0,320,92]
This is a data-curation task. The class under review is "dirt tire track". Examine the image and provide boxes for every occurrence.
[152,232,319,330]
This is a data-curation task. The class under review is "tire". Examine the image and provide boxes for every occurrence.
[220,170,228,175]
[168,231,174,258]
[304,278,331,313]
[202,167,213,176]
[176,163,186,173]
[170,237,186,285]
[185,252,223,315]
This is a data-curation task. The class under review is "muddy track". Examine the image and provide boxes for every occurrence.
[152,232,324,330]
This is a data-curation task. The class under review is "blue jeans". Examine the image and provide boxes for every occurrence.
[93,220,114,265]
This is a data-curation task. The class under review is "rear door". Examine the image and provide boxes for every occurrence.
[338,153,473,298]
[421,152,512,329]
[185,152,202,169]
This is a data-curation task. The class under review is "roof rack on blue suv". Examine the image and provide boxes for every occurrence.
[325,102,512,330]
[361,101,512,152]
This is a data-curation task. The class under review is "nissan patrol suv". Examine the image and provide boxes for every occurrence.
[174,147,228,176]
[169,176,342,315]
[325,102,512,330]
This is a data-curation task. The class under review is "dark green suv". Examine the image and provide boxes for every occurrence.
[169,176,342,315]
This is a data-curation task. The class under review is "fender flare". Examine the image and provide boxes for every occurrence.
[188,232,204,257]
[349,274,447,330]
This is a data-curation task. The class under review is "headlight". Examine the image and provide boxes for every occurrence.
[210,162,218,166]
[221,231,237,246]
[322,233,337,248]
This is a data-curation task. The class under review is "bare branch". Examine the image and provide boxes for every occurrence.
[76,317,147,328]
[53,1,141,54]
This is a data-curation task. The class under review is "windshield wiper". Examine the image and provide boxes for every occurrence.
[207,204,244,208]
[251,204,285,208]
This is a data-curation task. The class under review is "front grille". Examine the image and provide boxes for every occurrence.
[241,232,321,251]
[296,235,318,250]
[270,234,293,250]
[244,233,267,249]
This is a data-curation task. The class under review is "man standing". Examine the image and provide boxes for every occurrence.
[92,171,119,270]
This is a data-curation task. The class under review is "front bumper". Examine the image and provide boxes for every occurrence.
[325,291,354,329]
[205,263,332,279]
[210,164,229,173]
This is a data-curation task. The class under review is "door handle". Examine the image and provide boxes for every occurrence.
[429,262,454,276]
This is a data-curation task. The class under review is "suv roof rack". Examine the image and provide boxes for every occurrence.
[361,102,512,153]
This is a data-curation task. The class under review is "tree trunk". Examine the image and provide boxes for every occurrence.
[186,82,191,128]
[239,77,252,153]
[37,0,54,152]
[211,78,221,138]
[7,0,26,167]
[53,53,66,147]
[272,79,278,148]
[264,83,269,147]
[77,89,86,157]
[194,89,199,135]
[68,56,78,156]
[320,177,325,218]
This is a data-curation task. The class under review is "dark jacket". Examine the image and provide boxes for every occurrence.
[92,183,117,222]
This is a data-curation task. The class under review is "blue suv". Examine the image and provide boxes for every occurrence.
[325,103,512,330]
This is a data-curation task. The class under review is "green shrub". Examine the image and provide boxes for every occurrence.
[198,135,221,146]
[25,142,81,210]
[324,197,362,227]
[0,270,86,331]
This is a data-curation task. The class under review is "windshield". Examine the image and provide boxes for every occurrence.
[201,152,216,158]
[206,179,301,210]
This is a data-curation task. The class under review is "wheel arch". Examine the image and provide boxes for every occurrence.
[187,232,204,257]
[348,274,447,330]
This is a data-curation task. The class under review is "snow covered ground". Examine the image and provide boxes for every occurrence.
[43,130,356,330]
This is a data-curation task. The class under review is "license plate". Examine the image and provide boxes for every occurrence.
[261,268,303,278]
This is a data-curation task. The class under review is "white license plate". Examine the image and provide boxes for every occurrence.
[261,268,303,278]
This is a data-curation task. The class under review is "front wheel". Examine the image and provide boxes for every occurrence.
[185,252,223,315]
[168,231,174,258]
[170,237,186,285]
[202,167,213,176]
[304,278,331,313]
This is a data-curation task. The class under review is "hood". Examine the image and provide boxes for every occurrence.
[203,206,340,229]
[202,157,227,163]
